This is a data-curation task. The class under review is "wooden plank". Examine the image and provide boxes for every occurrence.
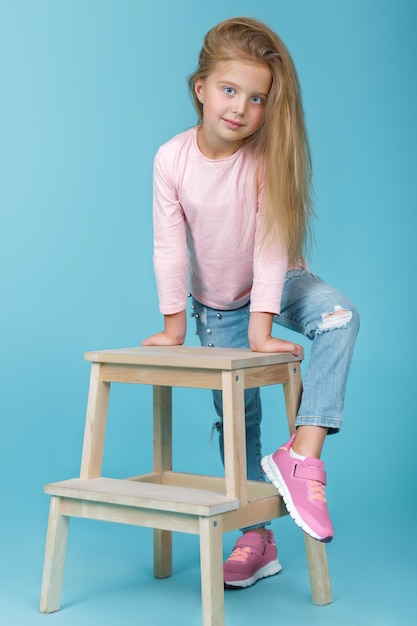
[137,471,278,500]
[39,497,69,614]
[129,472,288,531]
[44,478,239,516]
[283,361,303,435]
[222,370,247,503]
[80,363,110,479]
[85,345,303,371]
[304,534,333,605]
[153,472,226,492]
[53,489,286,538]
[221,496,288,533]
[199,516,224,626]
[153,385,173,579]
[99,363,222,389]
[244,363,290,388]
[154,528,172,578]
[59,498,200,534]
[130,472,161,484]
[153,386,172,474]
[98,361,300,391]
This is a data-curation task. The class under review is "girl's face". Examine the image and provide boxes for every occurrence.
[194,60,272,158]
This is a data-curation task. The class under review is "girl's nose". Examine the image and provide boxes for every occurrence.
[232,98,245,116]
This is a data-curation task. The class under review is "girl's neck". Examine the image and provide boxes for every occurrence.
[196,125,242,160]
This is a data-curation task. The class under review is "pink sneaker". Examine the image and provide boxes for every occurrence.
[261,435,334,543]
[223,530,282,588]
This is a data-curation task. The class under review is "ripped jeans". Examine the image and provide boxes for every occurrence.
[191,269,360,483]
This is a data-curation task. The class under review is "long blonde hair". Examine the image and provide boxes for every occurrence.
[188,17,314,264]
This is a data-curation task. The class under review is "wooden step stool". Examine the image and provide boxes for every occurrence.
[39,346,332,625]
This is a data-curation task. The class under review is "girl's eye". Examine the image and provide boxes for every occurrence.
[224,87,235,95]
[251,96,264,105]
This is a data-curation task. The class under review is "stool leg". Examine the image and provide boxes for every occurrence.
[153,529,172,578]
[153,385,173,578]
[199,516,224,626]
[153,385,172,473]
[283,361,303,434]
[80,363,110,479]
[39,497,69,613]
[283,362,332,604]
[221,369,247,503]
[304,534,333,605]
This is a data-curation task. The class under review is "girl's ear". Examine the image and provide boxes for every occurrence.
[194,78,204,103]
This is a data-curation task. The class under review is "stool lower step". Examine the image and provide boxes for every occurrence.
[45,477,239,516]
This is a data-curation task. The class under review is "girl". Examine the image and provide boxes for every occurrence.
[143,17,359,589]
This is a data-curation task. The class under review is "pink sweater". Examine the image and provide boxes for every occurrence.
[153,127,289,315]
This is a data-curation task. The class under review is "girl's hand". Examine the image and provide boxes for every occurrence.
[248,311,302,356]
[141,310,187,347]
[141,331,184,347]
[251,335,303,356]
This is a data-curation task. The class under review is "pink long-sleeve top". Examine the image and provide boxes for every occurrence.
[152,127,289,316]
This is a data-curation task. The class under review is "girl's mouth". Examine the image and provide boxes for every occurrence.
[223,118,244,130]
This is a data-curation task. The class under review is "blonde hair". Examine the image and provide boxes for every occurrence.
[188,17,314,264]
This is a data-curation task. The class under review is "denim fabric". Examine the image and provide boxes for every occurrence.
[191,269,360,483]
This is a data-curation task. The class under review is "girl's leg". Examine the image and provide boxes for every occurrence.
[276,269,360,440]
[191,297,282,588]
[191,297,265,482]
[261,269,359,542]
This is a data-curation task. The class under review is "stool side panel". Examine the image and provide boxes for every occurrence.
[98,363,223,389]
[60,498,201,534]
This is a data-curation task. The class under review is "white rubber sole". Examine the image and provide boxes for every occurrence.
[224,558,282,588]
[261,454,323,541]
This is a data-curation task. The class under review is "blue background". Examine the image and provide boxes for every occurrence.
[1,1,416,624]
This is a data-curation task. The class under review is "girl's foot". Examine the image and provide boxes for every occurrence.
[261,435,334,542]
[223,530,282,588]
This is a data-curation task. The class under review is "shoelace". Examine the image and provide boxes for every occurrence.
[228,546,253,563]
[308,480,327,503]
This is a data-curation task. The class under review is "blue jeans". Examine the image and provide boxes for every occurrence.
[191,269,360,483]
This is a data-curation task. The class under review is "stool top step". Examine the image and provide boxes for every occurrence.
[84,346,303,370]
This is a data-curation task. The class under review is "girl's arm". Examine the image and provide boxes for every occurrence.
[143,144,188,347]
[248,311,302,356]
[142,310,187,346]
